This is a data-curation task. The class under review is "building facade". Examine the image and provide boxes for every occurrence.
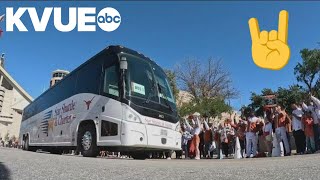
[0,57,33,140]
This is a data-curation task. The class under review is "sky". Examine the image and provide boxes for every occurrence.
[1,1,320,111]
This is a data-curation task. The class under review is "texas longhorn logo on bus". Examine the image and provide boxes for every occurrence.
[3,7,121,32]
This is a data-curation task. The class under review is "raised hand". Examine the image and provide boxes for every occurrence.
[249,10,290,70]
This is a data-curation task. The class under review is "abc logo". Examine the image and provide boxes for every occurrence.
[97,7,121,32]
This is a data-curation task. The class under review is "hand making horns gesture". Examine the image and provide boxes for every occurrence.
[249,10,290,70]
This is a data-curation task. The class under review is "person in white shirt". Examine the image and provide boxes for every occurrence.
[180,123,192,158]
[291,103,306,154]
[213,123,223,159]
[185,116,201,160]
[246,110,260,158]
[220,120,235,158]
[309,96,320,151]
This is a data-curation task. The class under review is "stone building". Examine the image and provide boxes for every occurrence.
[176,90,193,108]
[0,55,33,140]
[49,69,69,87]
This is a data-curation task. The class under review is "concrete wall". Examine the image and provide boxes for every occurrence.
[1,86,13,117]
[0,79,29,140]
[11,88,30,111]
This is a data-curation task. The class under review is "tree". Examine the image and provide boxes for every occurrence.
[249,88,274,117]
[175,57,238,103]
[164,69,179,100]
[276,85,307,113]
[294,48,320,96]
[247,85,307,116]
[175,57,237,118]
[240,105,253,119]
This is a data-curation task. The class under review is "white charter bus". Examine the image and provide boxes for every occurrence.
[20,46,181,159]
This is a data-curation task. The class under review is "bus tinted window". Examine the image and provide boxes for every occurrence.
[22,64,77,120]
[55,74,76,103]
[103,65,119,97]
[22,50,113,121]
[76,61,102,94]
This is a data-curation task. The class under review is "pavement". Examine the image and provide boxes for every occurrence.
[0,147,319,180]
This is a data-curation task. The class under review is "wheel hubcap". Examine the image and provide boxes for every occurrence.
[82,131,92,151]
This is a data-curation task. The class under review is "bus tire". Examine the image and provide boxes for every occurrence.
[23,135,36,152]
[78,123,99,157]
[23,135,29,151]
[131,152,148,160]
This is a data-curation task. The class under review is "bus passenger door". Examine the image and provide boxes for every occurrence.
[98,62,122,146]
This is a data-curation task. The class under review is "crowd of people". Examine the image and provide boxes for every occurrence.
[0,137,19,148]
[179,95,320,159]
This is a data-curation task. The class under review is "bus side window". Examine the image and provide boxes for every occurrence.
[103,65,119,97]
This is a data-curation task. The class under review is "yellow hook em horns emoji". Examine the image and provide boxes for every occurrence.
[249,10,290,70]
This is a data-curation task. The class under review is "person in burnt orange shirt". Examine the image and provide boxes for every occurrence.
[303,111,316,153]
[203,119,213,158]
[231,118,246,158]
[275,105,291,156]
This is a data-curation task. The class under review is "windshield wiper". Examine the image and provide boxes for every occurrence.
[157,83,174,112]
[144,74,156,104]
[144,90,154,104]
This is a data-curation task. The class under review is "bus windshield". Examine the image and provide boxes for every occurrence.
[153,66,175,104]
[124,54,176,112]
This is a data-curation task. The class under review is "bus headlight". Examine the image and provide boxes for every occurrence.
[126,109,142,123]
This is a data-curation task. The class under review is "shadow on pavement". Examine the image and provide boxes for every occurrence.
[0,162,11,180]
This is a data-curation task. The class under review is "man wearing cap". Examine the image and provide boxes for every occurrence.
[291,103,306,154]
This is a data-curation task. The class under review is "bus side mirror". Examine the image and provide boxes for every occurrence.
[120,57,127,70]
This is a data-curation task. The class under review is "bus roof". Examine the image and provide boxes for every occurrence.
[108,45,159,66]
[23,45,160,110]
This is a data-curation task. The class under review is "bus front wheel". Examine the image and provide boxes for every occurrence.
[78,123,99,157]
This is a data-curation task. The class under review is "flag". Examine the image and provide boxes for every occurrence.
[0,14,4,37]
[0,14,4,22]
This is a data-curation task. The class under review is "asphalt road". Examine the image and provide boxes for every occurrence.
[0,147,319,180]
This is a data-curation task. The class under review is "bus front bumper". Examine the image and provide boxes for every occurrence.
[120,121,181,151]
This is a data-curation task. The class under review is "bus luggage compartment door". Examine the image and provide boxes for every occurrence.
[99,115,122,146]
